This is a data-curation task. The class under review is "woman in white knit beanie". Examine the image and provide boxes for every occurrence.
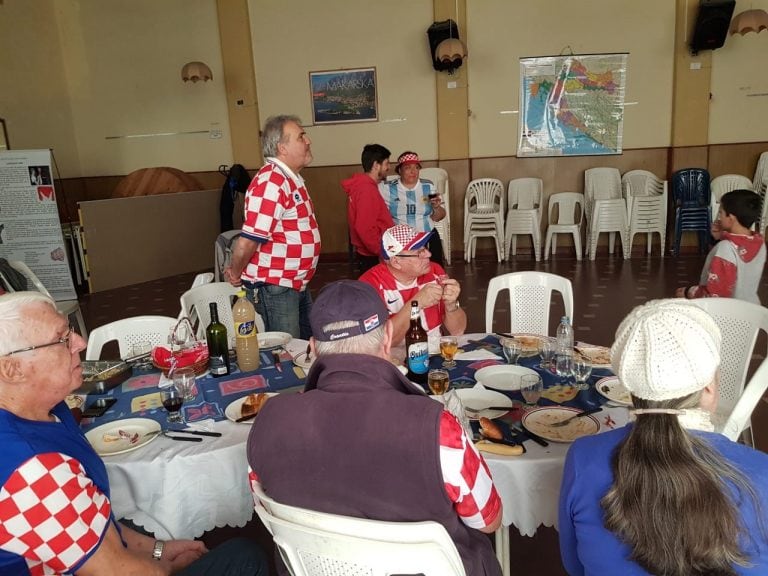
[559,299,768,576]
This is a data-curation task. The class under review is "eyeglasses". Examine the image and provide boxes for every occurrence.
[396,247,430,258]
[4,326,75,357]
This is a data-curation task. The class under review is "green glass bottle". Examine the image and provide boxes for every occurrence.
[206,302,230,377]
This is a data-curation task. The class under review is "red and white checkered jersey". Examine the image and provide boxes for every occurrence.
[241,158,321,291]
[0,452,111,575]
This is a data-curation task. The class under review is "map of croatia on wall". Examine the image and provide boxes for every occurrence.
[518,54,628,157]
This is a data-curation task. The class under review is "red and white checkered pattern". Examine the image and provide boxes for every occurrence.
[381,224,432,259]
[439,412,501,530]
[241,159,321,291]
[396,152,421,170]
[0,453,110,575]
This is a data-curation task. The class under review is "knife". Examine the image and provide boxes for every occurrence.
[272,350,283,372]
[494,332,516,339]
[511,423,549,447]
[144,430,210,440]
[178,429,222,437]
[235,413,257,423]
[163,432,202,442]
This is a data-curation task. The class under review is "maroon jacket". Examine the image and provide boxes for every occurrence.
[341,173,394,257]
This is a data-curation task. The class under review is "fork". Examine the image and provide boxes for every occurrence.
[550,407,602,427]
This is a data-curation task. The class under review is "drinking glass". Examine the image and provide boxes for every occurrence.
[428,369,450,395]
[439,336,459,368]
[573,359,593,391]
[520,374,543,407]
[173,367,197,401]
[538,339,555,369]
[501,338,521,365]
[129,341,153,369]
[555,351,574,385]
[160,384,185,424]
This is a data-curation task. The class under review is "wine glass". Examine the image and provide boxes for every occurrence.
[439,336,459,368]
[428,369,450,395]
[573,359,593,391]
[555,350,574,385]
[501,338,521,365]
[520,374,543,408]
[538,339,555,369]
[160,384,185,425]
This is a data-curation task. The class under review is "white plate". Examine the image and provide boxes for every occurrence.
[286,338,314,370]
[258,332,292,350]
[595,376,633,406]
[85,418,162,456]
[474,364,540,391]
[522,406,600,443]
[574,343,612,367]
[224,393,278,424]
[456,388,515,420]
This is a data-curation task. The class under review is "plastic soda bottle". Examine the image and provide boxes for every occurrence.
[233,290,260,372]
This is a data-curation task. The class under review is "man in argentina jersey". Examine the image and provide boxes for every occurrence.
[379,151,446,265]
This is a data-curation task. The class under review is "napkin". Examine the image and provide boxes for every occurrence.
[443,389,473,439]
[184,418,215,432]
[454,349,502,361]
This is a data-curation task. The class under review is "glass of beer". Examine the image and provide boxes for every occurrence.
[428,369,450,395]
[439,336,459,368]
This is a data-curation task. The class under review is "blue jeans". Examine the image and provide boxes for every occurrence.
[246,283,313,340]
[176,537,268,576]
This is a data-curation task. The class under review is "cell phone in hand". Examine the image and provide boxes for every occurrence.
[428,193,439,199]
[82,397,117,418]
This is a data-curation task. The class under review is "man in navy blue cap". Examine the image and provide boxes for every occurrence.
[246,279,502,576]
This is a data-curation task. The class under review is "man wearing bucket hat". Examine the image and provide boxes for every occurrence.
[247,280,503,576]
[559,299,768,576]
[379,151,446,264]
[359,224,466,349]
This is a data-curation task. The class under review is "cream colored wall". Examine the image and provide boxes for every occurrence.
[709,0,768,145]
[467,0,676,158]
[248,0,438,167]
[55,0,232,176]
[0,0,81,176]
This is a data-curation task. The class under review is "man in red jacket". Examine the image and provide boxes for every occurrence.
[341,144,394,272]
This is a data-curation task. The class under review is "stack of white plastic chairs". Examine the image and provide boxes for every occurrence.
[710,174,753,221]
[584,167,628,259]
[622,170,667,257]
[503,178,543,261]
[463,178,505,262]
[753,152,768,236]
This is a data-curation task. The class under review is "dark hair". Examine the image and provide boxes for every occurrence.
[361,144,390,172]
[720,189,762,228]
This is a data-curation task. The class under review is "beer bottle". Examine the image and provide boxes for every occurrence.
[405,301,429,385]
[206,302,230,377]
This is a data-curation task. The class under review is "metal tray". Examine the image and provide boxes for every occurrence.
[77,360,132,394]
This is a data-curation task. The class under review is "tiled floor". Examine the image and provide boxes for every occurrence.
[77,251,768,575]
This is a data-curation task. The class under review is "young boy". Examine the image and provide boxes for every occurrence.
[675,189,766,303]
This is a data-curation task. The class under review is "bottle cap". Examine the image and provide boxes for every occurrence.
[237,289,246,298]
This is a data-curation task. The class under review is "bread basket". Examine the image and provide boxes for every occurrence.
[151,317,209,376]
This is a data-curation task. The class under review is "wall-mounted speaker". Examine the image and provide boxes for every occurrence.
[690,0,736,54]
[427,19,462,72]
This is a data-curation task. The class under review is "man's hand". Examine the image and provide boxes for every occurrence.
[711,220,722,242]
[440,278,461,308]
[161,540,208,572]
[223,266,242,287]
[415,283,444,309]
[674,287,686,298]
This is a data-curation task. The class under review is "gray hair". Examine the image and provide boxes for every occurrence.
[261,115,302,158]
[314,320,385,356]
[0,292,56,356]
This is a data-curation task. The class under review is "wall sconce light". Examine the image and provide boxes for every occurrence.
[729,9,768,35]
[181,61,213,83]
[436,38,468,74]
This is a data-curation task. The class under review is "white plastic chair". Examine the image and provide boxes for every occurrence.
[544,193,584,260]
[420,168,452,264]
[464,178,505,262]
[179,272,215,325]
[752,151,768,192]
[584,168,628,259]
[485,271,574,336]
[8,260,88,338]
[214,230,242,282]
[504,178,542,261]
[180,282,265,340]
[710,174,752,220]
[690,298,768,446]
[622,170,668,257]
[85,316,178,360]
[252,481,466,576]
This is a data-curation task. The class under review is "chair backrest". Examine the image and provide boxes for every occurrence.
[507,178,543,213]
[672,168,710,207]
[191,272,214,289]
[689,298,768,427]
[465,178,504,214]
[7,260,52,298]
[584,167,622,208]
[621,170,663,197]
[252,482,466,576]
[753,151,768,192]
[710,174,753,202]
[85,315,178,360]
[214,230,242,282]
[180,282,241,340]
[485,271,574,335]
[547,193,584,226]
[420,167,451,225]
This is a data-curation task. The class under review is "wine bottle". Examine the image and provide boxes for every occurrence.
[206,302,230,377]
[405,301,429,385]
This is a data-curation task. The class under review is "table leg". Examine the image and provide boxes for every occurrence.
[494,526,511,576]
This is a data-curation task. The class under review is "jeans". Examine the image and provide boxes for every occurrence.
[246,283,313,340]
[176,537,269,576]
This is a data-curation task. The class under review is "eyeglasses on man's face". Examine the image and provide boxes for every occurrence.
[4,326,76,357]
[396,247,430,258]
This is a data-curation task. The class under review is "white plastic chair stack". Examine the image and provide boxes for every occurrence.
[503,178,543,261]
[252,481,467,576]
[690,298,768,446]
[485,271,574,336]
[420,167,452,264]
[622,170,668,257]
[544,193,584,260]
[463,178,505,262]
[584,167,628,260]
[7,260,88,338]
[180,282,265,341]
[710,174,752,221]
[85,316,178,360]
[758,178,768,237]
[752,151,768,192]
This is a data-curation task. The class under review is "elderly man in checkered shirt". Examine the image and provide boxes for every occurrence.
[0,292,268,576]
[225,114,321,339]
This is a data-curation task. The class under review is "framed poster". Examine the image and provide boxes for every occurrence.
[309,67,378,125]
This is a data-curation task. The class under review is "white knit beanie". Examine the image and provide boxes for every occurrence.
[610,299,721,401]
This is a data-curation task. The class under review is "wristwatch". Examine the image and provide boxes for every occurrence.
[446,301,461,313]
[152,540,165,561]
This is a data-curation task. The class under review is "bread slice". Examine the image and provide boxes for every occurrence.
[241,393,269,419]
